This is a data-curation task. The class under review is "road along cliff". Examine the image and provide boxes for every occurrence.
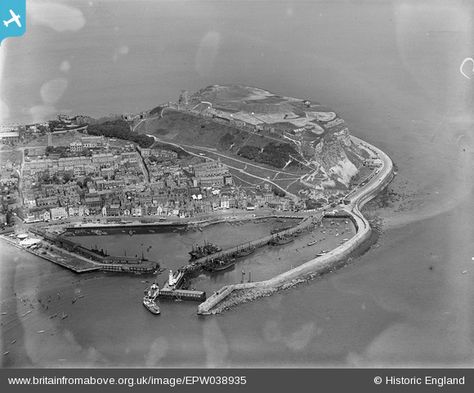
[197,136,394,315]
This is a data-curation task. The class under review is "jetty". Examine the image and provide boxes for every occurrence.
[3,228,159,274]
[149,214,319,304]
[0,234,100,273]
[181,214,319,277]
[158,288,205,301]
[157,269,205,301]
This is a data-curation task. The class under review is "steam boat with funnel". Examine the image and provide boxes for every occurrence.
[269,235,294,246]
[189,241,222,261]
[207,257,236,273]
[143,283,160,315]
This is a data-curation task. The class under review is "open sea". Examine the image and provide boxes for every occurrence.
[1,0,474,367]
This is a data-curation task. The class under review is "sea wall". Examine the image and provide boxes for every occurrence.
[198,137,394,315]
[197,209,369,314]
[185,215,317,275]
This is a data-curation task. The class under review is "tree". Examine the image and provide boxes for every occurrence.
[63,172,73,183]
[40,172,50,183]
[87,119,154,147]
[51,174,60,184]
[6,210,14,226]
[272,187,286,197]
[237,143,300,168]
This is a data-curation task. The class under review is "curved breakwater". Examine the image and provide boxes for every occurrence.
[198,137,394,315]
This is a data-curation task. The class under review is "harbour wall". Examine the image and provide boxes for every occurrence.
[0,235,100,273]
[198,137,394,315]
[185,215,318,275]
[197,209,368,315]
[65,214,305,234]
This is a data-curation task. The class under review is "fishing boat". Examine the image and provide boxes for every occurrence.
[234,244,256,258]
[208,257,236,273]
[270,236,294,246]
[189,241,222,261]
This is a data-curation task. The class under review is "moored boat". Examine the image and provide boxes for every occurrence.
[270,236,294,246]
[208,257,235,273]
[189,241,222,261]
[234,245,256,258]
[143,283,161,314]
[143,298,160,315]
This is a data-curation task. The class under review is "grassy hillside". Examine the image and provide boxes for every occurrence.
[138,110,245,149]
[136,84,364,193]
[137,110,303,170]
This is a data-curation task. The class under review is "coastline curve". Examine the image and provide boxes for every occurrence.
[197,136,394,315]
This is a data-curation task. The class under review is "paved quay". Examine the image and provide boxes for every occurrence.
[0,234,100,273]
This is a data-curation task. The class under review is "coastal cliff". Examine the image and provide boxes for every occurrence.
[187,85,365,189]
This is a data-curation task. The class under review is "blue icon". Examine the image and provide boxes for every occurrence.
[1,0,26,44]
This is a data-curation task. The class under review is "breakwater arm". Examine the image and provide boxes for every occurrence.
[184,215,316,275]
[198,136,394,315]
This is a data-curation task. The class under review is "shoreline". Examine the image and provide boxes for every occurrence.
[2,134,393,316]
[0,233,157,274]
[0,214,303,276]
[0,234,100,273]
[62,213,303,232]
[197,136,394,315]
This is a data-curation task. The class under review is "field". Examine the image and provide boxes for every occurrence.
[137,110,250,150]
[137,110,308,180]
[22,130,83,148]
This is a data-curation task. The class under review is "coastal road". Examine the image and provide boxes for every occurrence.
[131,114,159,133]
[346,136,394,209]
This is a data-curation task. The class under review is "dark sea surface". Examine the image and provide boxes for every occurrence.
[1,1,474,367]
